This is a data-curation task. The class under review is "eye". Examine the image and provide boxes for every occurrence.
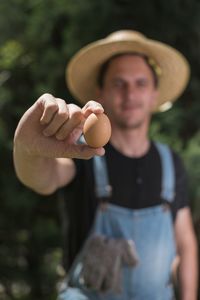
[112,78,125,88]
[137,78,149,87]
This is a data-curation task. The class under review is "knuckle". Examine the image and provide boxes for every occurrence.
[43,92,53,98]
[58,111,69,120]
[57,98,66,105]
[55,132,65,141]
[38,93,54,102]
[56,133,64,140]
[87,100,99,106]
[46,102,58,112]
[84,100,96,108]
[72,109,83,118]
[69,107,83,121]
[68,103,81,112]
[87,100,95,105]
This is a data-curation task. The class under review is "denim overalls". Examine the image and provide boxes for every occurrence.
[58,142,176,300]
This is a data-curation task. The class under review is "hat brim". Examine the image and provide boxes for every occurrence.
[66,33,190,111]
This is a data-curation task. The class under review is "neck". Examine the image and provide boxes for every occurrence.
[110,126,150,158]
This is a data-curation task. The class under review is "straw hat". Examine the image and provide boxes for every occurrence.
[66,30,190,111]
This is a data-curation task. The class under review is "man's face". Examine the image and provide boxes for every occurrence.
[97,54,158,130]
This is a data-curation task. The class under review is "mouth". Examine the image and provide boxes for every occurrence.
[121,104,142,112]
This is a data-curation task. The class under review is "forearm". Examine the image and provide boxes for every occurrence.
[13,144,59,195]
[178,237,198,300]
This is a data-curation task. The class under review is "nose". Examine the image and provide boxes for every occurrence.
[125,84,138,101]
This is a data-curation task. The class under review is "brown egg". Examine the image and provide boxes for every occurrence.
[83,113,111,148]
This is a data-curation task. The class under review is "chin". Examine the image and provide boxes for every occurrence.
[117,119,144,130]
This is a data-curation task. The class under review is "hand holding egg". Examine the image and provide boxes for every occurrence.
[83,113,111,148]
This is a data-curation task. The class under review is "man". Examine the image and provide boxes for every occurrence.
[13,30,198,299]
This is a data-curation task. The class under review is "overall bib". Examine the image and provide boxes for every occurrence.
[58,143,176,300]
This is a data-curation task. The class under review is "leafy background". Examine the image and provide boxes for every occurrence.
[0,0,200,299]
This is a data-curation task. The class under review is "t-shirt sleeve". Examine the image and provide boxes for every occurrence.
[171,151,189,219]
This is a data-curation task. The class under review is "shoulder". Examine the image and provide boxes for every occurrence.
[170,148,188,180]
[153,142,189,210]
[168,147,189,216]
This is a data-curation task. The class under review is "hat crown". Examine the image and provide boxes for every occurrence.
[106,30,146,42]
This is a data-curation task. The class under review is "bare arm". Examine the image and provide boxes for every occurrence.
[175,207,198,300]
[13,93,105,195]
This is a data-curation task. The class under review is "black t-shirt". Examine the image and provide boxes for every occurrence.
[104,142,188,215]
[62,141,188,270]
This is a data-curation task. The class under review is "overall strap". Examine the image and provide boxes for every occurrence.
[155,142,175,203]
[93,156,112,198]
[78,135,112,199]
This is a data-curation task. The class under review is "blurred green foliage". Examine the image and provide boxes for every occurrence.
[0,0,200,299]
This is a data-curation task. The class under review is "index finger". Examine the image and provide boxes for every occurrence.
[82,100,104,118]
